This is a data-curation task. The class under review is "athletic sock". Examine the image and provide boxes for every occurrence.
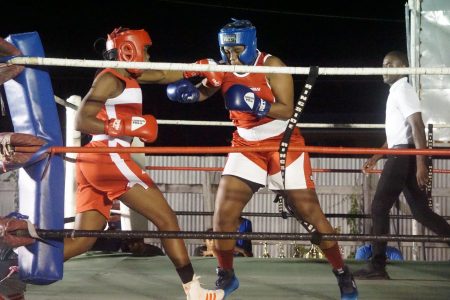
[176,263,195,284]
[321,243,344,270]
[216,249,234,270]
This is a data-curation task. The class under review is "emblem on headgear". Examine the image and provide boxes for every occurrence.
[218,19,257,65]
[104,27,152,76]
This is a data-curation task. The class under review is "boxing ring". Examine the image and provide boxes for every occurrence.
[1,18,450,299]
[5,145,450,300]
[25,255,450,300]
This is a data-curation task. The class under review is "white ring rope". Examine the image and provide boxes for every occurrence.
[8,57,450,75]
[55,96,450,130]
[157,119,386,129]
[55,95,386,129]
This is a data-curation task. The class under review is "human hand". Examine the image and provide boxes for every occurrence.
[224,84,271,118]
[362,157,377,174]
[183,58,224,87]
[166,79,200,103]
[416,163,428,189]
[234,246,250,257]
[0,218,35,248]
[105,115,158,143]
[201,249,215,257]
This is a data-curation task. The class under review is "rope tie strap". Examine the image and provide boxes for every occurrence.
[275,66,319,242]
[427,123,434,209]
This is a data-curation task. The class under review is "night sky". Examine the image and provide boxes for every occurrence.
[1,0,408,148]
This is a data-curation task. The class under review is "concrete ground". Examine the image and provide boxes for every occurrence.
[25,253,450,300]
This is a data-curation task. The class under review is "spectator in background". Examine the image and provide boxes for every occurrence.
[90,212,122,253]
[122,239,165,257]
[194,219,253,257]
[193,228,215,257]
[234,217,253,257]
[355,244,403,262]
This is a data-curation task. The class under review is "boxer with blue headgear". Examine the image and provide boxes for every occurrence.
[218,19,257,65]
[166,18,359,300]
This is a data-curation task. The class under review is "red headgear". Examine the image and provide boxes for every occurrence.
[105,27,152,76]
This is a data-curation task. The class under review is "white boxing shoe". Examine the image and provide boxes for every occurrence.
[183,275,225,300]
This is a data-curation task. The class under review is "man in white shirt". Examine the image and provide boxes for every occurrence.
[354,51,450,279]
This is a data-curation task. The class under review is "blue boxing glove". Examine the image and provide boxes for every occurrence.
[224,85,271,118]
[166,79,200,103]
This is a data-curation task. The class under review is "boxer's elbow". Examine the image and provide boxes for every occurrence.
[74,119,85,133]
[74,115,97,134]
[272,104,293,120]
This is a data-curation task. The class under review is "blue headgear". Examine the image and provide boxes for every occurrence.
[218,19,257,65]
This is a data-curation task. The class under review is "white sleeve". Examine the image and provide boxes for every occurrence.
[396,84,421,119]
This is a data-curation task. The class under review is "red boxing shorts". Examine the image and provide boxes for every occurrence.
[223,130,315,190]
[75,141,155,219]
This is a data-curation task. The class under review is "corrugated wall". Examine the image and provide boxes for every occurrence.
[0,171,18,216]
[144,156,450,261]
[0,156,447,260]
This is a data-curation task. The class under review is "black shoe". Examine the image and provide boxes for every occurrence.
[333,266,358,300]
[215,267,239,298]
[353,263,390,280]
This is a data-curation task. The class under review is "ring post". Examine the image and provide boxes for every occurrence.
[3,32,64,284]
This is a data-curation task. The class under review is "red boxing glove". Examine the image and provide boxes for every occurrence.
[183,58,224,88]
[105,115,158,143]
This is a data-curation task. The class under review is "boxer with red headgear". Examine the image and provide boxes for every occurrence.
[104,27,152,77]
[65,27,223,300]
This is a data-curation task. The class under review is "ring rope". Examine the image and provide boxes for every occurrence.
[13,145,450,156]
[157,119,388,128]
[6,56,450,75]
[63,212,450,224]
[17,229,450,243]
[145,166,450,174]
[156,120,449,130]
[172,211,450,221]
[53,97,450,132]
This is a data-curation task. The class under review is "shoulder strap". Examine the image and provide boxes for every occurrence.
[97,68,138,87]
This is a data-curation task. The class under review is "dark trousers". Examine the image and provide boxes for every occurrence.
[371,146,450,264]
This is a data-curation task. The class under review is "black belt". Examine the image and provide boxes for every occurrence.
[392,144,414,149]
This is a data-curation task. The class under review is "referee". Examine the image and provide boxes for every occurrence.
[354,51,450,280]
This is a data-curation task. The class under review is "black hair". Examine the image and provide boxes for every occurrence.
[386,51,409,67]
[222,18,254,29]
[101,27,131,61]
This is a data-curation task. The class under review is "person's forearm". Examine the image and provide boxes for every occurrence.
[372,141,388,161]
[412,125,427,166]
[407,113,427,166]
